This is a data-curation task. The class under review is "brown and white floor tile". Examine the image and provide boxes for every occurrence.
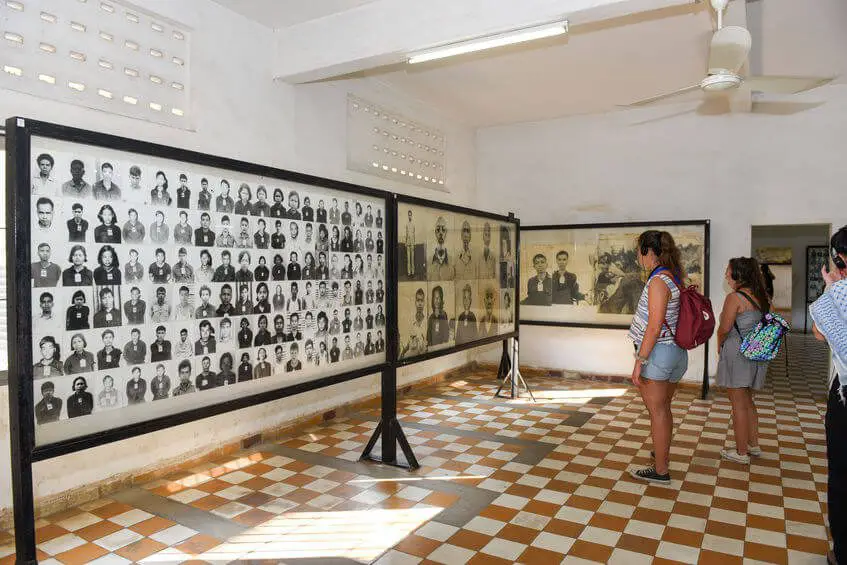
[0,334,832,564]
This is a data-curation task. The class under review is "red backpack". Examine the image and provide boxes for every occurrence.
[659,270,715,350]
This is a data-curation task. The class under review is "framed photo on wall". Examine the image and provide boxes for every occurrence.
[396,197,518,363]
[519,221,709,328]
[10,118,390,455]
[806,245,828,332]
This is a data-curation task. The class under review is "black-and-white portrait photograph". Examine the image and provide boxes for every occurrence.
[398,206,427,281]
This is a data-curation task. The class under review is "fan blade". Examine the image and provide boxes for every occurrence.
[708,26,751,74]
[745,75,834,94]
[624,84,702,107]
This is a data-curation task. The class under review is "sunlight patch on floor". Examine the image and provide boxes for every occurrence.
[350,474,488,484]
[509,387,629,405]
[191,507,442,563]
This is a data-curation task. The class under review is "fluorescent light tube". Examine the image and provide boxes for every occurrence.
[408,20,568,64]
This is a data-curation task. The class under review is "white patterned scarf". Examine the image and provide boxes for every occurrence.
[810,278,847,395]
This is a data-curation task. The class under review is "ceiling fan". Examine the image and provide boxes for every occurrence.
[626,0,833,108]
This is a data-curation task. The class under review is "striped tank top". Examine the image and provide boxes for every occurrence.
[627,270,680,344]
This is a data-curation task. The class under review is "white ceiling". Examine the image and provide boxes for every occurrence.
[211,0,378,29]
[213,0,847,127]
[369,4,714,126]
[366,0,847,126]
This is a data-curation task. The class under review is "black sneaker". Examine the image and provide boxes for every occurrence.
[629,466,671,485]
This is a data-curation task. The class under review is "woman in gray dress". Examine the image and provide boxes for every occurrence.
[717,257,771,464]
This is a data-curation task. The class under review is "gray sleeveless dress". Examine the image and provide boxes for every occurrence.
[717,310,769,390]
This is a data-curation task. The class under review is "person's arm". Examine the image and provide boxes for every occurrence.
[633,278,670,384]
[717,293,740,349]
[812,322,827,342]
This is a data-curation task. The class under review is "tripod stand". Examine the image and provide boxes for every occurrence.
[495,337,535,401]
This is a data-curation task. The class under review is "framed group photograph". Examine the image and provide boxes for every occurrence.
[396,198,518,363]
[11,119,389,451]
[520,221,709,328]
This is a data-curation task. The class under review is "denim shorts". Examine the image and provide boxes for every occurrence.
[637,342,688,383]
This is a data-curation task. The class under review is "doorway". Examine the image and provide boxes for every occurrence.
[750,224,830,333]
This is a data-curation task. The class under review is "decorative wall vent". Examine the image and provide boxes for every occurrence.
[1,0,191,129]
[347,94,446,191]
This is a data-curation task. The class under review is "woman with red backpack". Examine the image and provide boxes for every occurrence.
[627,230,689,484]
[716,257,771,464]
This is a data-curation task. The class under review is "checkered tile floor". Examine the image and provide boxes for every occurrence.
[1,498,219,564]
[0,334,832,564]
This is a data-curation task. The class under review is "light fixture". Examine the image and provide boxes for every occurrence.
[407,19,568,64]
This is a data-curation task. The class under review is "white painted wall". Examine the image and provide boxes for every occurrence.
[0,0,480,515]
[751,224,831,331]
[768,264,792,311]
[475,84,847,381]
[292,76,477,208]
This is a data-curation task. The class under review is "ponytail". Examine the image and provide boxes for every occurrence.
[638,230,685,281]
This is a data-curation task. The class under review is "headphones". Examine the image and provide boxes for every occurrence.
[832,246,847,271]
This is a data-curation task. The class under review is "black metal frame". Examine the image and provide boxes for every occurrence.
[804,245,828,333]
[361,196,520,468]
[5,117,394,563]
[519,219,712,399]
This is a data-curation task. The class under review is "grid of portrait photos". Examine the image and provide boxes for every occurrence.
[397,203,517,361]
[27,136,387,445]
[519,224,707,326]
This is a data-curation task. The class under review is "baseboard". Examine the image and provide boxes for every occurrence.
[0,362,466,531]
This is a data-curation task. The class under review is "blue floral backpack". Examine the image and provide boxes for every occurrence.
[734,291,790,361]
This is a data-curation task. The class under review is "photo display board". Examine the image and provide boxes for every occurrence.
[26,135,387,447]
[806,246,828,305]
[520,222,708,328]
[396,200,517,362]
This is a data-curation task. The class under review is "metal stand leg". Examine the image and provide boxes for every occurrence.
[361,366,419,470]
[496,340,510,381]
[784,334,790,375]
[495,338,535,401]
[701,339,710,400]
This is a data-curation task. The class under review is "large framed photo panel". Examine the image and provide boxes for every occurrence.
[805,245,828,332]
[8,118,389,456]
[520,221,709,328]
[396,196,518,364]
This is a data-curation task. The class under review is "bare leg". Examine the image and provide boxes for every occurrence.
[640,379,673,474]
[746,389,759,449]
[727,388,750,456]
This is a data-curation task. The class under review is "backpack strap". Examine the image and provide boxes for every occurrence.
[736,290,768,314]
[734,290,769,337]
[651,268,680,338]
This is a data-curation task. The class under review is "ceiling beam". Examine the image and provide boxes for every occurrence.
[273,0,697,83]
